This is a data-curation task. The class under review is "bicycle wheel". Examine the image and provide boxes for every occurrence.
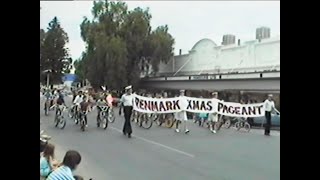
[80,119,85,131]
[131,111,137,122]
[165,115,174,128]
[44,101,50,116]
[244,122,251,132]
[58,117,66,129]
[235,122,241,131]
[68,108,74,119]
[102,114,108,130]
[224,119,232,129]
[54,116,59,127]
[107,109,115,123]
[214,122,221,131]
[141,115,153,129]
[154,114,163,126]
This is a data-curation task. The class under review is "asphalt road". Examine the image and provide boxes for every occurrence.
[40,97,280,180]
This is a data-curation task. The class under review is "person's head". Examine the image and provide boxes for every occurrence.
[268,94,273,100]
[125,86,132,94]
[43,143,55,160]
[62,150,82,170]
[212,92,218,99]
[78,91,83,95]
[179,90,185,96]
[163,92,168,98]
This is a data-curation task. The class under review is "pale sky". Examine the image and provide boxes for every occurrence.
[40,1,280,61]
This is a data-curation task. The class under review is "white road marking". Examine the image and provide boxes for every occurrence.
[110,127,195,158]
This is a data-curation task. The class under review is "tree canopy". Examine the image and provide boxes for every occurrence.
[40,17,72,85]
[75,0,175,90]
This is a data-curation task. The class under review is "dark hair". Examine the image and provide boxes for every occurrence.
[43,143,55,161]
[62,150,81,170]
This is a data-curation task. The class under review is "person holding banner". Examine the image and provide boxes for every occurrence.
[120,85,134,138]
[208,92,219,133]
[264,94,275,136]
[175,90,190,134]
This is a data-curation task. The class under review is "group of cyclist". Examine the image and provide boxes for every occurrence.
[43,88,115,127]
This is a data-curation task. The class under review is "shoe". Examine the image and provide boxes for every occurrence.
[185,129,190,134]
[175,129,180,133]
[128,134,132,138]
[123,131,126,135]
[211,129,217,134]
[264,134,270,136]
[86,125,88,127]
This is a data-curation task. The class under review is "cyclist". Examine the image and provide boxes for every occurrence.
[55,90,66,115]
[73,91,84,123]
[96,91,107,124]
[79,95,91,127]
[43,89,53,111]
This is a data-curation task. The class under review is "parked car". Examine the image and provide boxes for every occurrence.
[252,112,280,127]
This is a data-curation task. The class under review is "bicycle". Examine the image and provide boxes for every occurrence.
[96,106,109,129]
[234,117,251,132]
[131,111,154,129]
[54,105,67,129]
[79,111,88,132]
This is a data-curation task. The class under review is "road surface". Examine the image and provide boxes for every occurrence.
[40,97,280,180]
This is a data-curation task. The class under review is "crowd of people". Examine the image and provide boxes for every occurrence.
[41,85,278,137]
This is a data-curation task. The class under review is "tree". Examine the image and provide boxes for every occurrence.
[40,17,72,85]
[76,0,175,90]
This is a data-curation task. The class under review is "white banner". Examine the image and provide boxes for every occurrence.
[216,101,265,117]
[133,94,265,117]
[133,94,181,113]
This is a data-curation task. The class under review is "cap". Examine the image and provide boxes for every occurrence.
[180,90,185,92]
[212,92,218,95]
[268,94,273,97]
[125,85,132,90]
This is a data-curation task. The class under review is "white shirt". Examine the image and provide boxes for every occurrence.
[73,95,83,105]
[264,99,275,112]
[121,94,134,106]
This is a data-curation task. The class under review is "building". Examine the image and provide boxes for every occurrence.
[155,31,279,76]
[256,27,271,40]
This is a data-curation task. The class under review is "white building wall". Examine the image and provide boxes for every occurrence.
[158,36,280,75]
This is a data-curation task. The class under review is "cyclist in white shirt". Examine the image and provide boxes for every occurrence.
[73,91,84,123]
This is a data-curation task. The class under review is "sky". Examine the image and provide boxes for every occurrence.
[40,0,280,61]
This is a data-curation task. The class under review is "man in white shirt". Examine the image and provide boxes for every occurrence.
[120,85,134,138]
[175,90,190,134]
[264,94,275,136]
[208,92,219,134]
